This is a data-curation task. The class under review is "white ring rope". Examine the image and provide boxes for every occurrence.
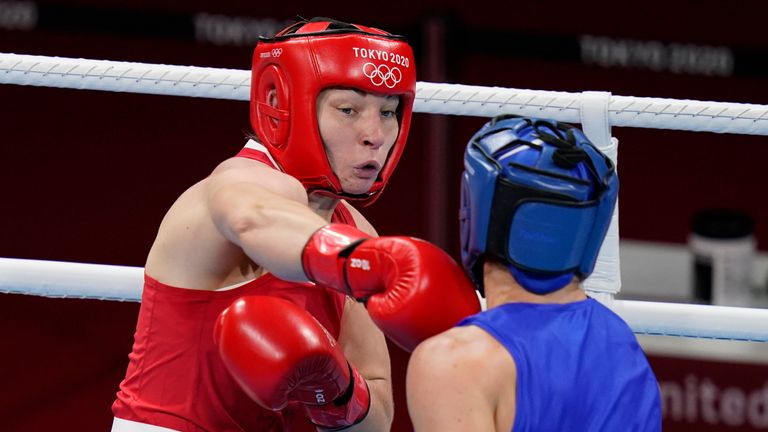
[3,53,768,135]
[3,257,768,342]
[3,52,768,343]
[0,258,143,302]
[0,53,251,100]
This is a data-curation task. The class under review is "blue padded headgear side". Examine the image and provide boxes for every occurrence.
[459,115,619,295]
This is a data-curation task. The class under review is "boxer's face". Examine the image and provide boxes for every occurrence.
[316,88,400,195]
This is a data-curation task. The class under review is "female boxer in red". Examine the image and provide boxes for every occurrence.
[111,17,478,432]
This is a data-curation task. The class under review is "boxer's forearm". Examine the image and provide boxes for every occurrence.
[334,377,393,432]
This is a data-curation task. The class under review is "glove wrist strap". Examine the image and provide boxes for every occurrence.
[304,363,371,430]
[302,224,369,292]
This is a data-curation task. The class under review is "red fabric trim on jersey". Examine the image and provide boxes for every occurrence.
[236,147,277,169]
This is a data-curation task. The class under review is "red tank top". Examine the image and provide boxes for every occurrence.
[112,145,354,431]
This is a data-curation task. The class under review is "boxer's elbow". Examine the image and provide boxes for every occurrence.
[220,199,298,247]
[209,184,278,244]
[225,208,264,242]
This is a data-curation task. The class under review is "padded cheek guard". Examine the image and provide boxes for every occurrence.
[459,147,495,287]
[250,19,416,206]
[459,116,619,294]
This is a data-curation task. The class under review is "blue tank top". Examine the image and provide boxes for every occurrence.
[458,298,661,432]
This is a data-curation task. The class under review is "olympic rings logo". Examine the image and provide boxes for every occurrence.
[362,62,402,88]
[271,48,283,58]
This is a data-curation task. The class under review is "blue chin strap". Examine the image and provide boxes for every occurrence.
[509,267,574,294]
[459,115,619,295]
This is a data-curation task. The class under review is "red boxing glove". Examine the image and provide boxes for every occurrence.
[302,224,481,352]
[214,295,370,430]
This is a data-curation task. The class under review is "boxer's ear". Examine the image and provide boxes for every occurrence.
[267,89,278,108]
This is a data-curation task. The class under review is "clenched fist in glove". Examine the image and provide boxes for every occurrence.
[302,224,481,352]
[214,295,370,430]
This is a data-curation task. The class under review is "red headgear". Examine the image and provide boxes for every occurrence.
[250,17,416,206]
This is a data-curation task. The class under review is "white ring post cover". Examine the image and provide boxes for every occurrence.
[579,91,621,302]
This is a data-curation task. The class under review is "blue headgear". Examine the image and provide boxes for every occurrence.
[459,115,619,295]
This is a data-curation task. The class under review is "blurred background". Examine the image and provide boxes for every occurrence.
[2,0,768,430]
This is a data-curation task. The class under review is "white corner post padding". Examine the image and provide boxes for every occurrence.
[579,91,621,301]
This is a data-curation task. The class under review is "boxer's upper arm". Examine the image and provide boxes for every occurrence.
[406,326,509,431]
[205,158,326,281]
[207,158,309,209]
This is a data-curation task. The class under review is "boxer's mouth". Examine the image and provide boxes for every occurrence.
[353,161,381,179]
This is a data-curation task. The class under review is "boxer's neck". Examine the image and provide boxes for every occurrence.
[483,260,587,309]
[307,191,340,222]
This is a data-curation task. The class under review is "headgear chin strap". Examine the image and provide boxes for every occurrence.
[460,115,619,295]
[250,17,416,206]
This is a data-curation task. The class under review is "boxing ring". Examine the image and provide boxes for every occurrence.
[2,52,768,343]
